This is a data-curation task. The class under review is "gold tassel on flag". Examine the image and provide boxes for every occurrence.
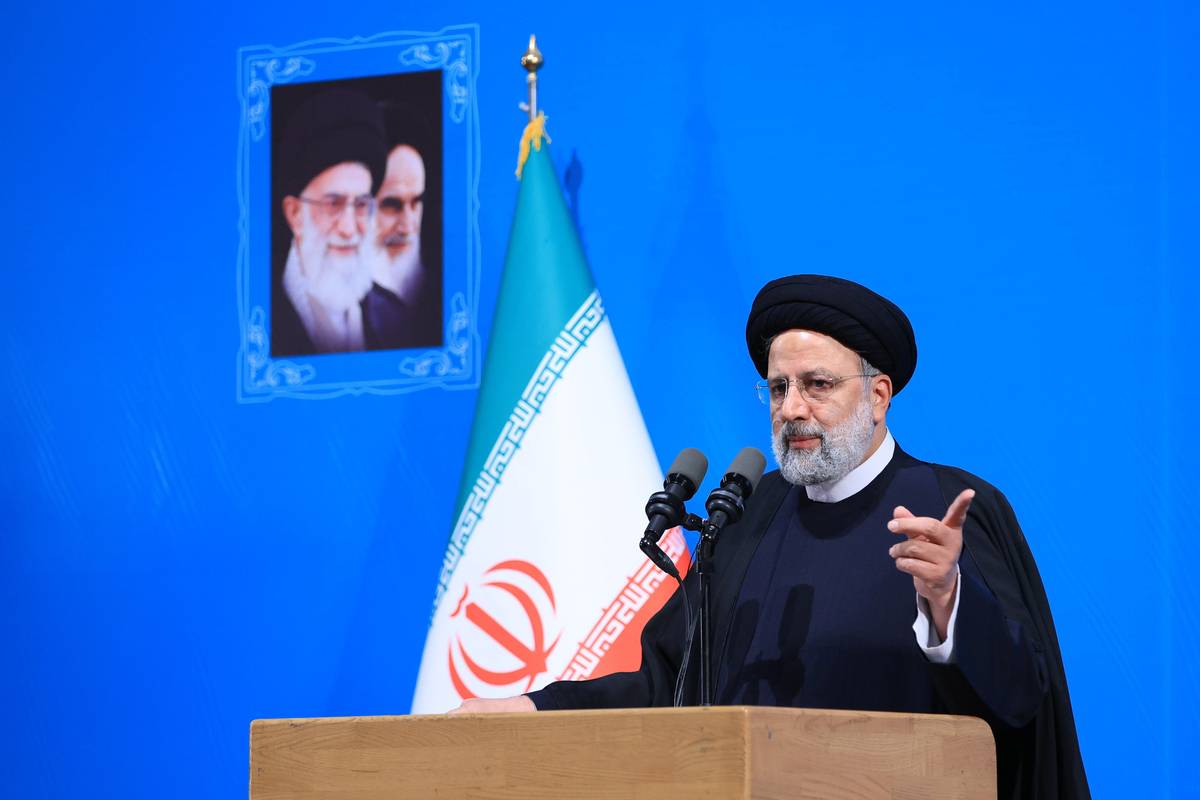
[516,112,551,178]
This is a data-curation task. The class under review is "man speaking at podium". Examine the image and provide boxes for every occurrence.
[454,275,1089,800]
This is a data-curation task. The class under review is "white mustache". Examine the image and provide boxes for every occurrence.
[383,232,416,247]
[780,421,825,440]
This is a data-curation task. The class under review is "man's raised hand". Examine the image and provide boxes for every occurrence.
[887,488,975,640]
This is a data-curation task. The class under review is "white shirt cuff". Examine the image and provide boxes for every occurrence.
[912,575,961,664]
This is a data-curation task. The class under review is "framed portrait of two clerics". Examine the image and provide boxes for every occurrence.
[236,26,480,401]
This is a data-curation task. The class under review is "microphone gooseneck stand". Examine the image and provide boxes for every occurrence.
[693,478,751,706]
[695,523,717,706]
[641,447,764,708]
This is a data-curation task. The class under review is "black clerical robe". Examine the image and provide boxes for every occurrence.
[527,447,1090,800]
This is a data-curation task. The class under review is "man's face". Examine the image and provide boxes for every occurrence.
[375,144,425,260]
[282,162,374,308]
[766,329,889,486]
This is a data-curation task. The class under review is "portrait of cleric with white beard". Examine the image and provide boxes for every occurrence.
[361,103,443,351]
[271,87,388,357]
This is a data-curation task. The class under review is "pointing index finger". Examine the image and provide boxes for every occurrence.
[941,489,976,530]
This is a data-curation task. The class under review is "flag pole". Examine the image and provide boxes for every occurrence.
[515,36,550,178]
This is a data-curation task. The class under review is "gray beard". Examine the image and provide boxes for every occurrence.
[771,396,877,486]
[368,236,422,300]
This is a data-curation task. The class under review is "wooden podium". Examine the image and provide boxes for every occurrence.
[250,706,996,799]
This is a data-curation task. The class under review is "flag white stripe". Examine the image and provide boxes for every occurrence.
[412,315,664,712]
[434,290,605,611]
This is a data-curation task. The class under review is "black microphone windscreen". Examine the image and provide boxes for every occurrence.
[725,447,767,492]
[667,448,708,489]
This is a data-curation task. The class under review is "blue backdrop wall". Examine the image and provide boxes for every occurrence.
[2,2,1196,797]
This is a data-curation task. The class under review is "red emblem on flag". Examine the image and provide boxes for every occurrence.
[447,560,562,700]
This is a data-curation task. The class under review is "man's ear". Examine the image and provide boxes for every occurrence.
[283,196,303,239]
[871,374,893,424]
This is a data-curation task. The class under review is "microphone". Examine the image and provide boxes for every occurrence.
[640,448,708,580]
[702,447,767,538]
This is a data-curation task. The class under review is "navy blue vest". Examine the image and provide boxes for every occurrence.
[715,456,972,712]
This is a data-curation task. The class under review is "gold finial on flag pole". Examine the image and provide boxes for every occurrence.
[520,35,544,122]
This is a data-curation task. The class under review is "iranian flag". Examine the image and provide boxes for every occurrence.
[410,118,688,713]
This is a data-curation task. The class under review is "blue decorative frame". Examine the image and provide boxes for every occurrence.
[235,25,481,402]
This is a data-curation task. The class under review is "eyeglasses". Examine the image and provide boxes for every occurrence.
[754,374,874,406]
[296,193,376,222]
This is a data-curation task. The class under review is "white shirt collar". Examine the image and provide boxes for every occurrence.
[804,428,896,503]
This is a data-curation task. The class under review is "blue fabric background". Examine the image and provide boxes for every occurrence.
[2,2,1195,797]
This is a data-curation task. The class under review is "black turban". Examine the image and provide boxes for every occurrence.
[745,275,918,394]
[276,87,388,200]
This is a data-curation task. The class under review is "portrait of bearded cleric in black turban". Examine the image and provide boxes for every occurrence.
[270,72,443,357]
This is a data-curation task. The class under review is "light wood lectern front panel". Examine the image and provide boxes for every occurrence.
[250,706,995,799]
